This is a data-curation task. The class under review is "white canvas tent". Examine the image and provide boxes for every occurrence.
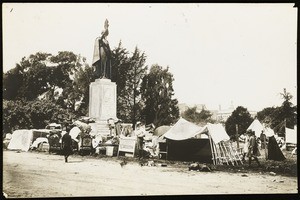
[247,119,264,137]
[285,126,297,144]
[7,129,34,152]
[163,118,203,140]
[162,119,241,165]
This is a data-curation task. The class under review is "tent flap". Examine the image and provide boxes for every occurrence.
[200,123,230,144]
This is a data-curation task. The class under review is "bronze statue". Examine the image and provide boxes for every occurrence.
[92,19,112,79]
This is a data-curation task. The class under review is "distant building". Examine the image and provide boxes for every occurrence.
[178,102,257,123]
[178,103,207,116]
[216,108,235,122]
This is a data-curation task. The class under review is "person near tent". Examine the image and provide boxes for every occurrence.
[61,126,73,163]
[260,130,267,150]
[247,130,261,167]
[240,131,250,162]
[135,122,146,159]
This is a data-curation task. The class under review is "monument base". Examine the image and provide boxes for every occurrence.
[89,78,117,135]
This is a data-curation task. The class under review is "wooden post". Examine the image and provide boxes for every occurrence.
[236,124,239,149]
[208,134,216,165]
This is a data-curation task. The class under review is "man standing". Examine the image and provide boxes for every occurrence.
[247,131,261,167]
[62,126,73,163]
[135,122,145,159]
[240,131,250,162]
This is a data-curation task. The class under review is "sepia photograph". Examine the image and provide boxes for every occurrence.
[2,3,298,198]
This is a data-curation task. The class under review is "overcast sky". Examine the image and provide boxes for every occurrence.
[3,3,297,111]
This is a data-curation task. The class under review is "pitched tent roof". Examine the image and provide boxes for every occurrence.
[200,123,230,144]
[7,129,34,152]
[247,119,264,137]
[163,118,203,140]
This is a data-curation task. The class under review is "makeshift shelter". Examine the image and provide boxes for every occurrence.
[200,123,242,166]
[162,119,241,165]
[7,129,34,152]
[247,119,264,137]
[162,118,210,162]
[285,127,297,145]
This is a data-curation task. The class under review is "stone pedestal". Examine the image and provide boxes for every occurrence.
[89,78,117,135]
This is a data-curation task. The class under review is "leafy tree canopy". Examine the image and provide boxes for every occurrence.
[141,65,179,127]
[225,106,253,139]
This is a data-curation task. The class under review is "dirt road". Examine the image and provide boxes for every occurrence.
[3,150,297,197]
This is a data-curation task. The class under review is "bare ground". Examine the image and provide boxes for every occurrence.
[2,150,298,198]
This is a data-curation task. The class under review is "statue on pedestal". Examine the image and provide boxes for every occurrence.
[92,19,112,79]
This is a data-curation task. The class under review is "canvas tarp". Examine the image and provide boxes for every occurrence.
[285,127,297,144]
[7,129,34,152]
[153,125,172,137]
[247,119,264,137]
[200,123,230,144]
[163,118,203,141]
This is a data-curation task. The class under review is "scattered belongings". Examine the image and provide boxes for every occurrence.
[269,172,276,176]
[188,163,212,172]
[120,158,128,167]
[30,137,49,150]
[147,160,155,166]
[3,133,12,149]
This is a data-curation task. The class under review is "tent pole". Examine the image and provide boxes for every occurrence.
[263,136,267,160]
[226,142,236,166]
[228,141,240,165]
[215,143,222,165]
[219,143,229,165]
[208,134,216,165]
[222,142,233,166]
[213,142,220,165]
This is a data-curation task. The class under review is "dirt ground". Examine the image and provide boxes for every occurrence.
[2,150,298,198]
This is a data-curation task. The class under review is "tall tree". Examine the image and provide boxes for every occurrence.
[67,59,94,116]
[140,65,179,127]
[257,88,297,135]
[225,106,253,139]
[280,88,297,129]
[111,44,147,126]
